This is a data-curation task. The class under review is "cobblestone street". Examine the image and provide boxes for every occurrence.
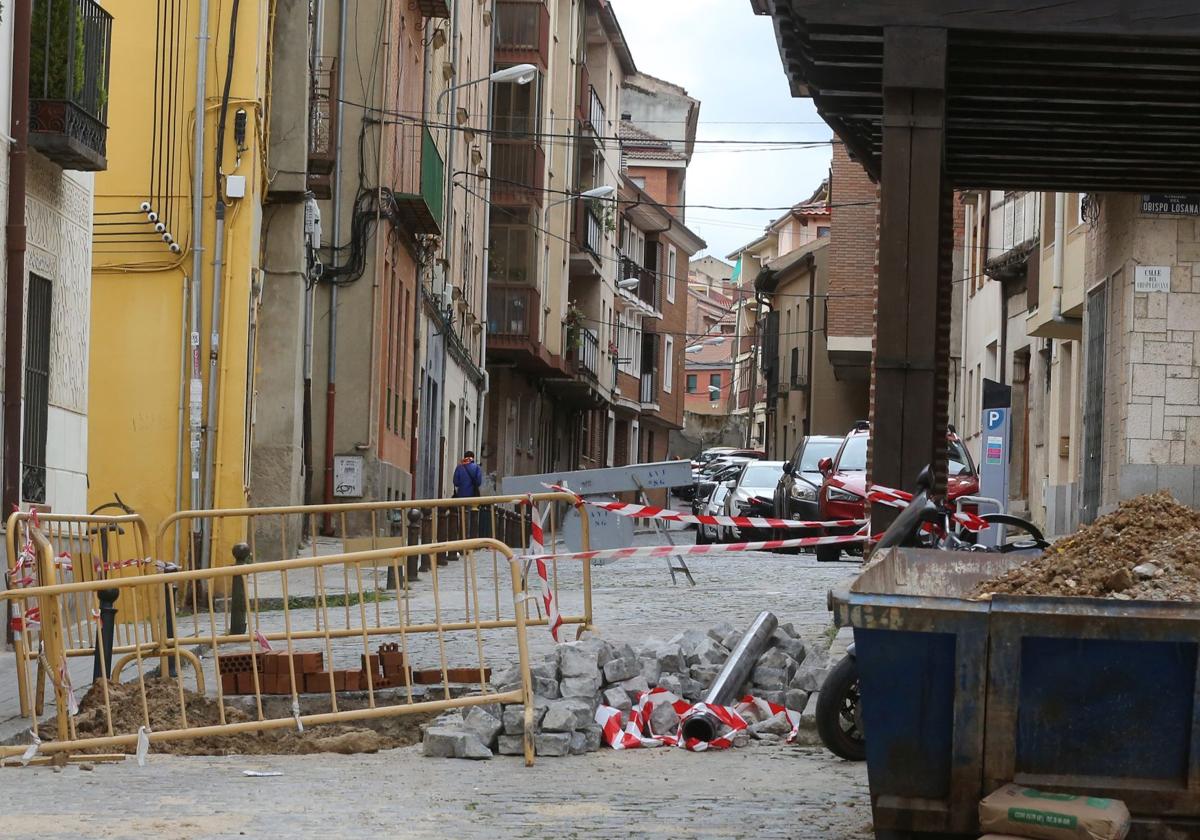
[2,527,871,839]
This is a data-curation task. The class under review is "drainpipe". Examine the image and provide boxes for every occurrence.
[476,0,498,461]
[302,2,323,512]
[804,261,816,436]
[1051,192,1082,327]
[2,0,31,514]
[188,0,210,553]
[322,0,349,525]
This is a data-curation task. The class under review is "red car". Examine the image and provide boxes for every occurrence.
[815,423,979,561]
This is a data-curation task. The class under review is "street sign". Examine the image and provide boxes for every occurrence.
[978,380,1011,549]
[1135,265,1171,293]
[1141,194,1200,216]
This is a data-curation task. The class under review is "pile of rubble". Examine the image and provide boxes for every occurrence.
[423,620,829,759]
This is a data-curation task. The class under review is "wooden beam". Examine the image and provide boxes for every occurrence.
[871,26,950,534]
[786,1,1200,38]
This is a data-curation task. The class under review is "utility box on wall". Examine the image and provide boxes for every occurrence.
[333,455,364,498]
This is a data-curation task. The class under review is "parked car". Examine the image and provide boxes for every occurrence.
[691,460,750,515]
[814,423,979,562]
[724,460,786,540]
[774,435,844,525]
[694,480,732,545]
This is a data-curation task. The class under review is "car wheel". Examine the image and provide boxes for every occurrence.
[816,655,866,761]
[695,526,710,545]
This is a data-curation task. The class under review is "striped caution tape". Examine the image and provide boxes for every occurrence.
[524,530,867,567]
[540,482,863,532]
[520,497,563,642]
[595,687,802,751]
[867,485,990,532]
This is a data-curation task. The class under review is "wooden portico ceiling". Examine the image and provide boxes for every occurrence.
[764,1,1200,192]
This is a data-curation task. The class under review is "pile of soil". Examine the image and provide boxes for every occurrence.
[58,678,432,756]
[972,491,1200,601]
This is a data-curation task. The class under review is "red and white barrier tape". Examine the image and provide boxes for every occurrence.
[9,606,40,633]
[522,497,563,642]
[867,485,989,532]
[526,530,866,566]
[595,686,801,751]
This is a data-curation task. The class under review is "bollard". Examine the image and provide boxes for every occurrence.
[420,509,433,572]
[407,509,424,579]
[385,510,403,590]
[446,507,462,561]
[92,588,120,681]
[161,563,180,677]
[230,543,252,637]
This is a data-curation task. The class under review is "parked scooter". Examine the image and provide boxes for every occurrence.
[815,468,1047,761]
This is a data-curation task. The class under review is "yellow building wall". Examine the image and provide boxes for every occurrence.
[89,0,268,566]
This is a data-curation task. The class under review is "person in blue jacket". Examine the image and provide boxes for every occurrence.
[452,451,485,539]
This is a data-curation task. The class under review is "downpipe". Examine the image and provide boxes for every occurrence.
[200,203,227,569]
[680,610,778,742]
[1050,192,1082,327]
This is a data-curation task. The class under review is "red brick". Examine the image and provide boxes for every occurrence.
[380,651,406,676]
[306,672,333,693]
[296,652,323,674]
[235,671,256,695]
[361,654,381,677]
[220,672,237,695]
[343,670,362,691]
[411,669,444,685]
[333,671,348,691]
[444,667,491,684]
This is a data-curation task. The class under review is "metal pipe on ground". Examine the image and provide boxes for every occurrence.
[680,610,778,743]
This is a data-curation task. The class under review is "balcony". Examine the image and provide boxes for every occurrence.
[495,0,550,69]
[412,0,450,18]
[620,256,660,313]
[487,283,558,373]
[390,122,444,236]
[28,0,113,171]
[640,371,659,409]
[572,199,603,258]
[577,327,599,380]
[307,57,338,199]
[584,85,605,135]
[491,138,545,207]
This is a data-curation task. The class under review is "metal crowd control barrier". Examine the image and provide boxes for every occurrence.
[0,536,536,764]
[155,492,593,639]
[3,511,191,719]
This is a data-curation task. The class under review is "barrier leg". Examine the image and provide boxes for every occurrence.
[92,589,119,682]
[230,543,252,637]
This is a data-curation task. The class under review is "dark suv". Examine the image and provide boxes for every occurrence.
[774,435,843,524]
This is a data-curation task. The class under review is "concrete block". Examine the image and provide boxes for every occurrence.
[569,731,589,755]
[463,708,503,748]
[1160,465,1196,505]
[785,689,810,712]
[559,674,602,699]
[639,658,661,687]
[751,666,789,691]
[750,711,794,737]
[534,732,572,757]
[707,621,735,644]
[496,735,525,756]
[602,657,639,683]
[557,642,602,678]
[649,701,680,735]
[583,724,604,752]
[1119,463,1160,499]
[422,727,467,758]
[654,644,686,674]
[618,675,650,702]
[688,637,729,667]
[602,686,632,713]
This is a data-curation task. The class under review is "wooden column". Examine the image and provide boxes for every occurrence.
[871,27,951,525]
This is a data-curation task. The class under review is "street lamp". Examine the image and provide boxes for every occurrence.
[435,63,538,116]
[617,277,639,290]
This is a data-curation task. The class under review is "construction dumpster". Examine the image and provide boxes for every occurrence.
[833,548,1200,840]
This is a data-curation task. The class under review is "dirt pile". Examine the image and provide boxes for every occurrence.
[972,491,1200,601]
[61,678,430,756]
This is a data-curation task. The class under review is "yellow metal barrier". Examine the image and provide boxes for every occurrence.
[5,511,174,718]
[155,492,593,639]
[0,536,536,764]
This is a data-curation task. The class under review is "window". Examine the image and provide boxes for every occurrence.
[663,336,674,393]
[686,374,697,393]
[709,373,721,390]
[22,275,51,503]
[492,74,541,136]
[630,176,645,189]
[488,212,537,284]
[817,226,830,238]
[666,245,677,303]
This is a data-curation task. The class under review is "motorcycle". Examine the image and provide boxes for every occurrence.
[815,468,1048,761]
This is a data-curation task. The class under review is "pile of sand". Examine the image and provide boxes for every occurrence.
[60,677,430,756]
[972,491,1200,601]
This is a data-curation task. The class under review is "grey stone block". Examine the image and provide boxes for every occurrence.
[785,689,809,712]
[792,692,822,746]
[688,637,729,667]
[583,723,604,752]
[602,686,633,713]
[655,643,686,674]
[534,732,572,757]
[422,727,466,758]
[776,622,800,639]
[496,735,526,756]
[463,708,503,747]
[489,667,518,689]
[667,629,709,657]
[611,642,636,663]
[618,675,650,702]
[689,664,722,689]
[721,629,744,651]
[569,731,589,755]
[771,634,807,664]
[678,676,706,703]
[657,674,684,697]
[1160,465,1195,506]
[756,690,788,708]
[640,658,662,687]
[649,701,680,735]
[533,676,561,699]
[757,648,798,674]
[1118,463,1159,502]
[558,642,602,678]
[751,666,789,690]
[560,674,602,699]
[602,657,639,683]
[707,621,736,644]
[459,733,494,760]
[531,659,558,682]
[543,699,593,732]
[790,661,828,692]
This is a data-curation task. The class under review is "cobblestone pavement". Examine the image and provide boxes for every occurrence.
[2,517,872,839]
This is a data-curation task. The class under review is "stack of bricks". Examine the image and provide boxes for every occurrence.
[219,651,323,695]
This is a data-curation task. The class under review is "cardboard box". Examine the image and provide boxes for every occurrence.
[979,785,1130,840]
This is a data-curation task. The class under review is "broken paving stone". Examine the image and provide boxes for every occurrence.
[531,659,559,682]
[690,664,722,688]
[569,731,589,755]
[534,732,572,757]
[583,724,604,752]
[463,708,503,747]
[618,674,650,702]
[496,735,525,756]
[688,637,729,667]
[602,686,633,713]
[756,648,799,676]
[789,661,828,692]
[1134,562,1161,580]
[502,705,545,736]
[649,701,680,735]
[640,659,662,687]
[560,674,602,699]
[543,699,593,732]
[459,733,494,760]
[771,633,807,664]
[751,711,794,737]
[657,674,685,697]
[423,727,469,758]
[558,643,603,678]
[785,689,809,712]
[721,629,744,651]
[751,666,790,691]
[655,643,686,674]
[533,676,561,699]
[668,629,710,658]
[602,657,639,683]
[707,621,736,644]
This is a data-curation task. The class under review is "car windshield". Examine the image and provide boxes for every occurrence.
[799,439,841,472]
[836,435,868,472]
[742,463,783,486]
[949,439,974,476]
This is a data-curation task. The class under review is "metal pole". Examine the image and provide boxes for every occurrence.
[680,610,778,742]
[189,0,211,557]
[200,204,226,569]
[2,0,31,514]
